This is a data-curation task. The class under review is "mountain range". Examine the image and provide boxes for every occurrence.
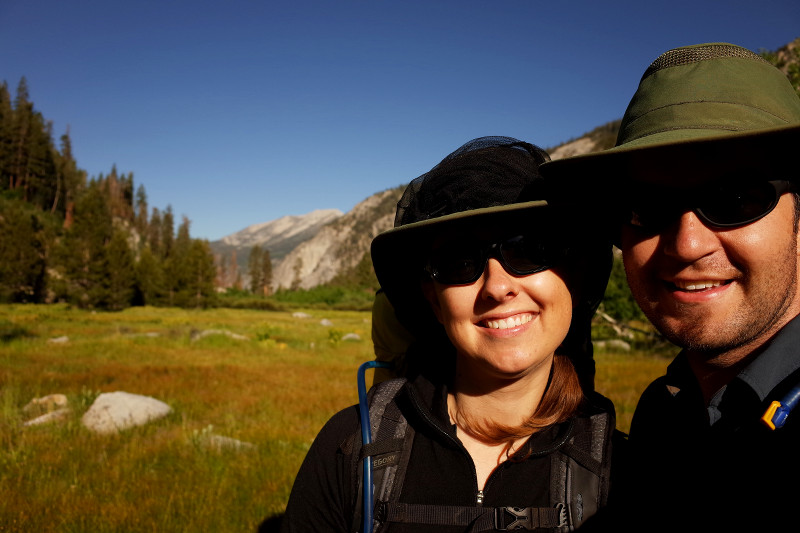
[209,124,611,292]
[212,30,800,294]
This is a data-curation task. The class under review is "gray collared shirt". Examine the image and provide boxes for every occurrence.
[707,313,800,425]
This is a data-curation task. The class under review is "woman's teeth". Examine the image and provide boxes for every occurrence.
[484,314,533,329]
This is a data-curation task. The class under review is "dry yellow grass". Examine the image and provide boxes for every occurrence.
[594,350,671,433]
[0,304,671,532]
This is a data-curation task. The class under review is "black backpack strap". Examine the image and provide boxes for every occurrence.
[550,405,615,531]
[370,385,415,531]
[376,501,566,531]
[351,377,415,533]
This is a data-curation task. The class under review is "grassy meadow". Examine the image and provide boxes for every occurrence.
[0,304,671,532]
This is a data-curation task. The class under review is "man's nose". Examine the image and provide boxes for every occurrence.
[661,210,720,261]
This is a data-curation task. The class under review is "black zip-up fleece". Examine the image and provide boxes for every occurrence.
[280,373,620,533]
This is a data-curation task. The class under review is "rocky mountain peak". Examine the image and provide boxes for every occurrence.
[271,187,403,290]
[218,208,342,249]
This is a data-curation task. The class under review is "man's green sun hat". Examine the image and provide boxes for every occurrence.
[540,43,800,189]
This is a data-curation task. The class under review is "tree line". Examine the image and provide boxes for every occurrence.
[0,78,217,310]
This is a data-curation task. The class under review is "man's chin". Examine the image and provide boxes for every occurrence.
[647,315,729,352]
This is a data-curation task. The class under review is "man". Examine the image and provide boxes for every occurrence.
[541,42,800,530]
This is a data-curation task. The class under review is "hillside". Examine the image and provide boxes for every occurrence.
[272,187,403,290]
[209,209,342,288]
[216,120,619,294]
[182,37,800,296]
[211,120,620,292]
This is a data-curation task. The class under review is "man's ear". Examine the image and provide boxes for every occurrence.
[421,281,444,324]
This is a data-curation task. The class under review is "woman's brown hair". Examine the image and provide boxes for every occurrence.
[448,353,584,457]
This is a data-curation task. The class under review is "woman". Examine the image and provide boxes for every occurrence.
[280,137,618,532]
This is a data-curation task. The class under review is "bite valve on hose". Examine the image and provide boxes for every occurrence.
[761,385,800,430]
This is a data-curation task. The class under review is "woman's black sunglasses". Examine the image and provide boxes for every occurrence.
[626,179,794,232]
[424,234,567,285]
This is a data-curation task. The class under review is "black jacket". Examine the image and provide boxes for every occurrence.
[611,315,800,532]
[280,372,621,533]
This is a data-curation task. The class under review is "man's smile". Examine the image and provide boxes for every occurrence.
[670,279,729,292]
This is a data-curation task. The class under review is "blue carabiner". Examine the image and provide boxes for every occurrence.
[357,361,394,533]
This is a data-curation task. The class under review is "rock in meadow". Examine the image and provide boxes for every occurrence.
[203,434,256,452]
[82,391,172,434]
[24,407,71,427]
[190,329,248,342]
[23,393,69,415]
[594,339,632,352]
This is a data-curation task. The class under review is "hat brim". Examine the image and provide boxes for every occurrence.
[540,122,800,192]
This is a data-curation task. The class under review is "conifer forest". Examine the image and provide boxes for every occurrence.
[0,78,217,309]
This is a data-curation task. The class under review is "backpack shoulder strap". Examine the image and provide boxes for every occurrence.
[550,404,615,531]
[350,377,415,533]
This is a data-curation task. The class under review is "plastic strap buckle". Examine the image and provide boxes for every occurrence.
[494,503,567,530]
[494,506,534,530]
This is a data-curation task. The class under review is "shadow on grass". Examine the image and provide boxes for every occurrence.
[258,514,284,532]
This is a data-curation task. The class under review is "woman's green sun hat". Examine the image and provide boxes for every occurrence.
[540,43,800,190]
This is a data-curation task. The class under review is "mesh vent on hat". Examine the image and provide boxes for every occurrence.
[642,43,769,81]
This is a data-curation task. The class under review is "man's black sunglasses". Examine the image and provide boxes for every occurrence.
[625,179,794,232]
[424,234,567,285]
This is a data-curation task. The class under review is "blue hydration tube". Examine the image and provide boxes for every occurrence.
[357,361,394,533]
[762,384,800,430]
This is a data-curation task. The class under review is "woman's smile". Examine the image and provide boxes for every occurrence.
[481,312,535,330]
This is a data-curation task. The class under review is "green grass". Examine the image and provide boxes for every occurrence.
[0,304,670,532]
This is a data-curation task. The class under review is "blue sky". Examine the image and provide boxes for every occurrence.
[2,1,798,241]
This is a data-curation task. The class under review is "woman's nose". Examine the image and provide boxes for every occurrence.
[480,258,519,301]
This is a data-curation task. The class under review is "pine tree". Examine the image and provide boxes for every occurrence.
[185,239,217,308]
[215,253,228,289]
[163,215,192,306]
[9,77,30,193]
[101,165,134,222]
[135,245,165,306]
[229,250,240,289]
[55,180,114,308]
[134,184,149,240]
[0,198,47,302]
[0,82,14,191]
[53,129,86,219]
[248,245,263,294]
[105,229,135,310]
[290,258,304,290]
[148,207,162,258]
[161,205,174,259]
[261,249,273,296]
[9,78,58,210]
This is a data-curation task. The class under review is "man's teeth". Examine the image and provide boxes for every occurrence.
[674,280,722,291]
[485,314,532,329]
